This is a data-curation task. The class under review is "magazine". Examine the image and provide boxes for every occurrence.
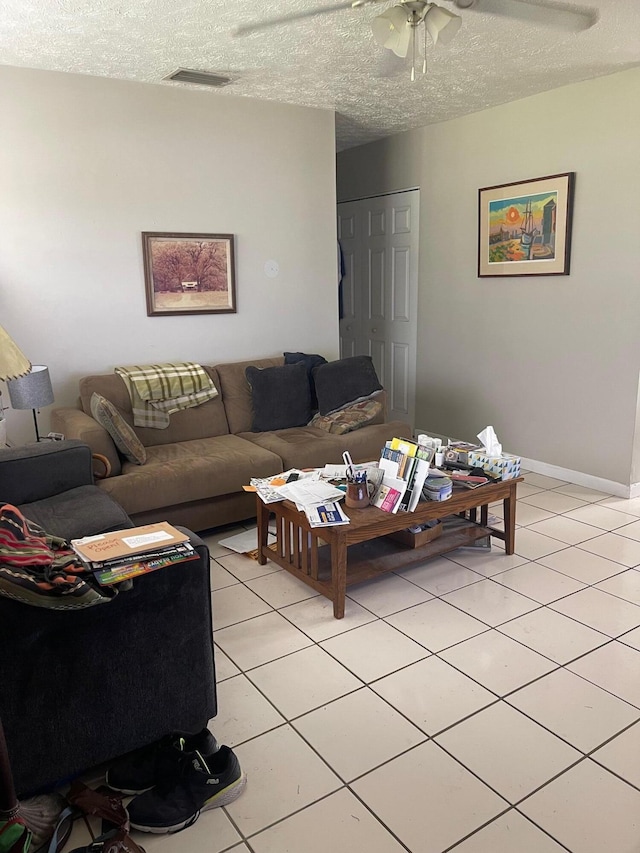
[305,501,350,527]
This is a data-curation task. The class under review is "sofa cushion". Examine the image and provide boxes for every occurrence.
[97,435,283,516]
[215,356,284,434]
[309,398,383,434]
[239,419,413,471]
[284,352,327,410]
[313,356,383,416]
[80,366,229,447]
[19,485,133,540]
[246,362,311,432]
[90,393,147,465]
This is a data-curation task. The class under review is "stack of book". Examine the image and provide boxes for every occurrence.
[71,522,199,586]
[372,437,434,513]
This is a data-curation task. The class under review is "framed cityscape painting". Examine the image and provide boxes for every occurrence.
[478,173,575,277]
[142,232,236,316]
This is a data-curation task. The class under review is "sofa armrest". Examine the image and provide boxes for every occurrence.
[0,439,97,505]
[51,406,122,477]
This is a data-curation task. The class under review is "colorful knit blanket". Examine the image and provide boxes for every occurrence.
[114,362,218,428]
[0,504,117,609]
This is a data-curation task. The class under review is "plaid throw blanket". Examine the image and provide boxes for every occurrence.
[0,504,117,609]
[114,362,218,429]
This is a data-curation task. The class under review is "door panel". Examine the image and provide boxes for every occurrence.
[369,249,385,319]
[392,246,410,322]
[392,342,410,415]
[338,190,420,427]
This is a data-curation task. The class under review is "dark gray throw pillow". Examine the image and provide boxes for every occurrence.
[284,351,328,410]
[246,362,312,432]
[313,355,383,416]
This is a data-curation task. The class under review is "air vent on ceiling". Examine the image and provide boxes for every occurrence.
[164,68,233,87]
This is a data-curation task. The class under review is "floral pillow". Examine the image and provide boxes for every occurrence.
[308,399,383,434]
[90,393,147,465]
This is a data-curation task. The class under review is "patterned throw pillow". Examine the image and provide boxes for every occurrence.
[312,355,382,416]
[90,393,147,465]
[309,399,383,434]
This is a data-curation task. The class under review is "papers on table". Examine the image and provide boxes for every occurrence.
[246,469,320,504]
[305,501,350,528]
[245,468,351,526]
[276,479,344,508]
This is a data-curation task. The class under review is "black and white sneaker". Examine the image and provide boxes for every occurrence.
[127,745,247,833]
[106,728,218,795]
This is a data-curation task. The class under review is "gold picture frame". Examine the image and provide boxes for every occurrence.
[142,232,236,315]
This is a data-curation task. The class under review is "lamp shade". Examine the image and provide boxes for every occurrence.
[425,3,462,45]
[6,366,54,410]
[0,326,31,381]
[372,5,411,57]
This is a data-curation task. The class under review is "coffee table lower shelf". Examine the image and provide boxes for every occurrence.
[315,521,491,587]
[257,476,521,618]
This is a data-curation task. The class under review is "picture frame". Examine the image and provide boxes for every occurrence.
[478,172,575,277]
[142,232,236,316]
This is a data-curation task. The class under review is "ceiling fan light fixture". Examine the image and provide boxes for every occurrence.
[372,5,413,57]
[424,3,462,45]
[371,6,409,46]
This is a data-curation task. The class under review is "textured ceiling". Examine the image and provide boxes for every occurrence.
[1,0,638,149]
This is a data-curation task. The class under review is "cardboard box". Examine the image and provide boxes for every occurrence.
[467,451,521,481]
[387,521,443,549]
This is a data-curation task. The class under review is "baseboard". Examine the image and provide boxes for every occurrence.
[414,428,634,499]
[518,457,631,498]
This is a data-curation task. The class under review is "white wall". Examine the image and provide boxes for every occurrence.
[338,68,640,489]
[0,67,338,443]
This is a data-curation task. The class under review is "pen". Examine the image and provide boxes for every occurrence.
[342,451,355,480]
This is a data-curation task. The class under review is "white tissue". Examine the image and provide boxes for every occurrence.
[477,425,502,457]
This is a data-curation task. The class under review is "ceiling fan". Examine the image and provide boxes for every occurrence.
[234,0,598,80]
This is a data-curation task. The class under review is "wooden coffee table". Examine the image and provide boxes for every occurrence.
[256,477,522,618]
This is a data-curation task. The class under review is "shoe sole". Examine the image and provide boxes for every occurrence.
[130,772,247,834]
[104,778,153,796]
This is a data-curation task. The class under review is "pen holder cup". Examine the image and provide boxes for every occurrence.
[345,480,370,509]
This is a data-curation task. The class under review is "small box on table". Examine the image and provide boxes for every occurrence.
[467,451,521,481]
[387,521,443,549]
[444,442,483,465]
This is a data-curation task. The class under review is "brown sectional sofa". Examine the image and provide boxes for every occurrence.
[51,356,412,533]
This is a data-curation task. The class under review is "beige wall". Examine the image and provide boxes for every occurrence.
[0,67,338,443]
[338,68,640,488]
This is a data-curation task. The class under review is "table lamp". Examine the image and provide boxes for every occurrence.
[0,325,31,448]
[6,365,54,442]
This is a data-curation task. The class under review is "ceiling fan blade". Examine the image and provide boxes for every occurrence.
[233,0,385,37]
[450,0,597,32]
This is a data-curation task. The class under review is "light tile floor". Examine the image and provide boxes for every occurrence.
[67,473,640,852]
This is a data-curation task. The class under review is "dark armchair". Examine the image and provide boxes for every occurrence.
[0,440,217,795]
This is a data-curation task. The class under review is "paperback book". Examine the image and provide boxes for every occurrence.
[372,479,406,513]
[93,545,199,585]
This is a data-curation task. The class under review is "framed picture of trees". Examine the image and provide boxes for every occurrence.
[142,232,236,316]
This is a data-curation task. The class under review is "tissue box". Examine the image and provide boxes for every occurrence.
[468,451,521,481]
